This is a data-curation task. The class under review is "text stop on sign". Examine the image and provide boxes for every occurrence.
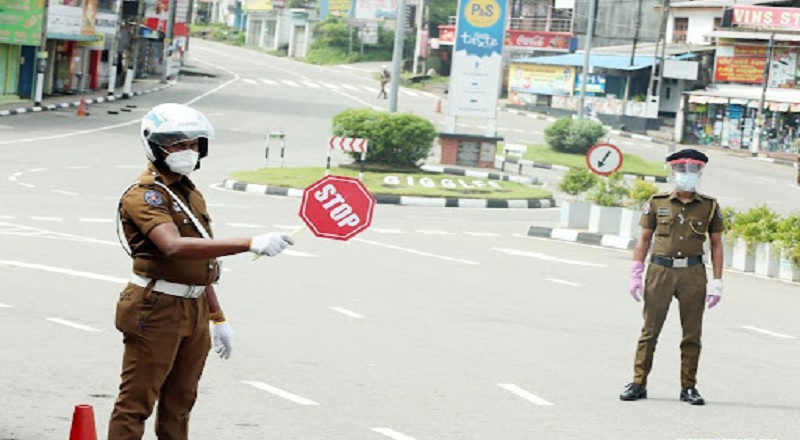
[299,175,376,241]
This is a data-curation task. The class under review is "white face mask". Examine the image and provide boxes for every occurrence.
[674,172,700,192]
[163,149,199,175]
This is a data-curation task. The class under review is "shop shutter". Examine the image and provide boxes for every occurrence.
[0,44,7,95]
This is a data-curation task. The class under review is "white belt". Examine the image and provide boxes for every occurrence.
[130,274,206,299]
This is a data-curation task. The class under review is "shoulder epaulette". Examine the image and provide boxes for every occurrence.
[697,192,716,201]
[652,192,670,199]
[137,172,158,187]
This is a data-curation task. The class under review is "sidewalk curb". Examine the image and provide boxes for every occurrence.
[496,156,669,183]
[223,179,557,209]
[0,84,173,118]
[527,225,637,250]
[420,164,538,185]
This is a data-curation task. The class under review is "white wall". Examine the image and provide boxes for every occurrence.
[666,10,721,45]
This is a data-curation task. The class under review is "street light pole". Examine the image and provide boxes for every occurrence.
[388,0,407,113]
[162,0,177,83]
[107,0,123,96]
[578,0,597,120]
[33,0,49,106]
[751,32,775,156]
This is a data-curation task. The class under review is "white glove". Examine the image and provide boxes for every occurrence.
[706,279,723,309]
[212,322,234,359]
[250,232,295,257]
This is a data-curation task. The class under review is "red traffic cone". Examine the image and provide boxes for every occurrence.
[76,97,87,117]
[69,404,97,440]
[434,98,442,113]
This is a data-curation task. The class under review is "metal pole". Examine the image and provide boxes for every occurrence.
[578,0,597,120]
[182,0,195,66]
[124,0,146,97]
[751,32,775,156]
[629,0,643,66]
[646,0,669,100]
[107,0,123,96]
[33,0,49,106]
[388,0,408,113]
[162,0,177,83]
[412,0,424,75]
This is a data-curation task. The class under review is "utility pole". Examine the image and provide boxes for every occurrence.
[33,0,49,106]
[182,0,196,66]
[412,0,425,75]
[629,0,643,66]
[578,0,598,120]
[162,0,177,83]
[646,0,670,109]
[124,0,146,97]
[388,0,408,112]
[751,32,775,156]
[107,0,124,96]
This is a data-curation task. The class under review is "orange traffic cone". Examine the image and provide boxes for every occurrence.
[76,97,87,117]
[434,98,442,113]
[69,404,97,440]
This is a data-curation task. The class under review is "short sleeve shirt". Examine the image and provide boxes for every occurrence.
[639,191,724,258]
[120,164,219,285]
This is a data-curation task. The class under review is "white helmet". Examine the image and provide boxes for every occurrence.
[140,103,214,163]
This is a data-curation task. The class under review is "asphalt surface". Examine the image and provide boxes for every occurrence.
[0,39,798,440]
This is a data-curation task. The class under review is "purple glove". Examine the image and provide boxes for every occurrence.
[629,261,645,302]
[707,279,723,309]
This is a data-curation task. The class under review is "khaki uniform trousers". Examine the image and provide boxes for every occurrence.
[633,263,707,389]
[109,283,211,440]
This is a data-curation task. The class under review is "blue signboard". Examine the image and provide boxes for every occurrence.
[454,0,508,58]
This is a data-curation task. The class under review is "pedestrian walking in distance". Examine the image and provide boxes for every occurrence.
[378,65,390,99]
[108,103,295,440]
[620,148,725,406]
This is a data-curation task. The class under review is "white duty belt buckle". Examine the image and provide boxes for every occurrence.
[673,258,688,268]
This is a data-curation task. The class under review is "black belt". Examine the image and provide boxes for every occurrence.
[650,255,703,268]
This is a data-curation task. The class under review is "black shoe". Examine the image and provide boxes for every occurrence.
[619,383,647,401]
[680,387,705,405]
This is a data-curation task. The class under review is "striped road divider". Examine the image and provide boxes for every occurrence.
[0,84,174,117]
[527,225,637,250]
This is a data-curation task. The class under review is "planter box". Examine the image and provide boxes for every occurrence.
[588,205,622,235]
[731,238,755,272]
[722,236,734,268]
[754,242,781,278]
[779,253,800,282]
[619,208,642,239]
[560,201,591,229]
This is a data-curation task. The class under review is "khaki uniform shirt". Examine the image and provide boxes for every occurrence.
[120,163,219,285]
[639,190,725,258]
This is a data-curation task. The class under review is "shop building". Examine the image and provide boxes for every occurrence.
[0,0,45,100]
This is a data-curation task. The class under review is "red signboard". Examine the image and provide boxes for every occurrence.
[505,30,572,50]
[438,25,455,45]
[732,5,800,31]
[144,18,188,37]
[299,175,375,241]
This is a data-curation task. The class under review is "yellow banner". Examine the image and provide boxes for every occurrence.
[508,63,576,96]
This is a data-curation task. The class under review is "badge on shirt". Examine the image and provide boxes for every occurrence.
[641,202,650,214]
[657,207,671,216]
[144,190,163,207]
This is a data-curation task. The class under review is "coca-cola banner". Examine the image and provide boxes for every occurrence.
[438,25,455,45]
[505,30,576,52]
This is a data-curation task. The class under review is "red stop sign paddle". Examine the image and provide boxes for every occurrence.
[299,175,375,241]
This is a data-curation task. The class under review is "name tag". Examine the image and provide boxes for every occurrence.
[657,207,672,216]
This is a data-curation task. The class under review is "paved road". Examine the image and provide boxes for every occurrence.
[0,39,798,440]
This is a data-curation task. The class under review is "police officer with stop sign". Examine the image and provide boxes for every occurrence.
[620,148,724,406]
[109,103,296,440]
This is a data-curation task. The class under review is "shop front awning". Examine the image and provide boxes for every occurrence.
[708,30,800,42]
[512,53,658,71]
[687,86,800,110]
[46,33,103,42]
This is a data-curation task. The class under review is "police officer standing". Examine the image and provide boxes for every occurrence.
[109,103,295,439]
[378,65,390,99]
[620,148,724,406]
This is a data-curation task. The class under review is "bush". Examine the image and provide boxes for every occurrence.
[776,212,800,264]
[331,109,437,168]
[587,172,629,207]
[721,206,738,233]
[727,204,781,245]
[628,180,659,209]
[544,117,606,155]
[558,168,598,201]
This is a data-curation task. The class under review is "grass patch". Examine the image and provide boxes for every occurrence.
[230,167,552,200]
[499,144,668,177]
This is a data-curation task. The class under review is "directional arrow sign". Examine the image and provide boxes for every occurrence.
[585,143,623,176]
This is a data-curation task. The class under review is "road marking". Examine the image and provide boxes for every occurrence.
[372,228,405,234]
[226,222,268,228]
[18,182,34,188]
[66,166,92,169]
[329,306,366,319]
[28,168,46,172]
[464,231,501,237]
[400,89,419,97]
[370,428,418,440]
[51,190,79,196]
[242,78,258,84]
[280,80,301,87]
[341,84,360,91]
[79,218,113,223]
[45,318,102,332]
[329,88,382,110]
[0,222,117,245]
[498,383,554,406]
[242,381,320,405]
[789,184,800,191]
[0,260,127,283]
[354,238,479,265]
[274,224,303,230]
[741,325,795,339]
[0,303,12,308]
[757,177,777,183]
[545,278,581,287]
[493,248,608,267]
[361,85,375,92]
[320,82,340,89]
[0,215,13,220]
[303,81,321,88]
[260,79,279,85]
[283,249,318,257]
[415,230,454,235]
[8,176,16,181]
[30,216,63,222]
